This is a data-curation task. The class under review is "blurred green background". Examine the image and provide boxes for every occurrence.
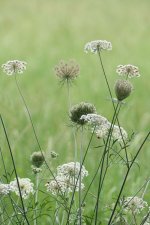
[0,0,150,222]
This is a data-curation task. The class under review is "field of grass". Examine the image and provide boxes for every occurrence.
[0,0,150,224]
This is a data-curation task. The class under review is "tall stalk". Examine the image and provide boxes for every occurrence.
[0,114,30,225]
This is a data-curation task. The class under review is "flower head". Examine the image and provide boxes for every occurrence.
[115,79,133,101]
[70,102,96,125]
[121,196,148,214]
[30,151,45,168]
[46,162,88,195]
[0,183,11,195]
[2,60,27,75]
[116,64,140,78]
[111,124,128,143]
[84,40,112,53]
[10,178,34,199]
[57,162,88,180]
[54,59,80,83]
[81,113,110,139]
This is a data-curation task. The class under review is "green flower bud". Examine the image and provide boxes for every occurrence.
[30,151,45,168]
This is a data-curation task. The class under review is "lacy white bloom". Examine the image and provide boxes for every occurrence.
[2,60,27,75]
[10,178,34,199]
[84,40,112,53]
[95,123,110,139]
[81,113,110,139]
[57,162,88,180]
[0,183,11,195]
[116,64,140,78]
[122,196,148,214]
[111,124,128,143]
[45,176,68,195]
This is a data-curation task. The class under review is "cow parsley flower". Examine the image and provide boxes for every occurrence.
[57,162,88,180]
[2,60,27,75]
[10,178,34,199]
[111,125,128,143]
[45,176,68,195]
[54,59,80,83]
[122,196,148,214]
[84,40,112,53]
[116,64,140,78]
[0,183,11,195]
[45,176,85,195]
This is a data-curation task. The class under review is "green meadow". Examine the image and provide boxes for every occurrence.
[0,0,150,223]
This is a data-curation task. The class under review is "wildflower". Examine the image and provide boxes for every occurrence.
[81,113,110,139]
[57,162,88,180]
[10,178,34,199]
[115,79,133,101]
[0,183,11,195]
[111,124,128,143]
[45,176,68,195]
[70,102,96,125]
[54,59,80,83]
[122,196,148,214]
[2,60,27,75]
[80,113,108,128]
[95,123,110,139]
[31,166,42,174]
[84,40,112,53]
[30,151,45,168]
[116,64,140,78]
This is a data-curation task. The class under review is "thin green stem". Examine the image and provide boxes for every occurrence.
[34,173,39,225]
[108,131,150,225]
[0,114,30,225]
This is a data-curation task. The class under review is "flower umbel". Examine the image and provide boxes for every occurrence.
[54,59,80,83]
[121,196,148,214]
[2,60,27,75]
[116,64,140,78]
[70,102,96,125]
[10,178,34,199]
[0,183,11,195]
[84,40,112,53]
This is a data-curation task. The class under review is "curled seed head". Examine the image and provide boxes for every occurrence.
[70,102,96,125]
[115,79,133,101]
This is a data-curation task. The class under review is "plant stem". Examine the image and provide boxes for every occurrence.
[108,131,150,225]
[34,173,39,225]
[0,114,30,225]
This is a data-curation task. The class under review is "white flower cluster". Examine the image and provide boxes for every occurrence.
[116,64,140,78]
[10,178,34,199]
[81,113,127,143]
[122,196,148,214]
[84,40,112,53]
[143,212,150,225]
[2,60,27,75]
[0,178,34,199]
[46,162,88,196]
[0,183,11,195]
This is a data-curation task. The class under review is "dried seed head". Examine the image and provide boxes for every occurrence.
[115,79,133,101]
[70,102,96,125]
[30,151,45,168]
[54,59,80,83]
